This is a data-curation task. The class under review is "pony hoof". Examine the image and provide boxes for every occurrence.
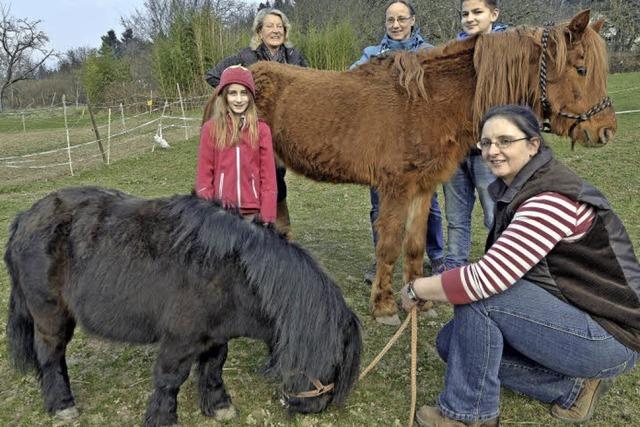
[55,406,79,420]
[420,308,438,318]
[375,314,401,326]
[214,405,237,421]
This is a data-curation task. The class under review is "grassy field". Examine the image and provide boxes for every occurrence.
[0,72,639,426]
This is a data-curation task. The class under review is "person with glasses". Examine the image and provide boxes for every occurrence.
[205,8,308,239]
[440,0,509,274]
[400,104,640,426]
[351,0,445,284]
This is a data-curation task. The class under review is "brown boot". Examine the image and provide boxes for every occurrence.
[275,199,292,240]
[415,406,499,427]
[550,378,614,423]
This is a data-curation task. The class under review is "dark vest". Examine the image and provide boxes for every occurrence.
[487,147,640,351]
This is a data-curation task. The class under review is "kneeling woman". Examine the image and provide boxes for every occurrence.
[196,65,277,224]
[402,104,640,426]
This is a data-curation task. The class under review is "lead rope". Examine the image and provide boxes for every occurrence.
[409,306,418,427]
[359,306,419,427]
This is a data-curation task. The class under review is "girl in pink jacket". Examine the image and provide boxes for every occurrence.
[196,65,277,224]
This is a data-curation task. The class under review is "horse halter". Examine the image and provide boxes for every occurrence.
[282,374,335,399]
[538,27,613,137]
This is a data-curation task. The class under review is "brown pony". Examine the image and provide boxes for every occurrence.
[203,11,616,324]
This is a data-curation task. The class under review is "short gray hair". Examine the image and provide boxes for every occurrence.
[250,8,293,49]
[385,0,417,16]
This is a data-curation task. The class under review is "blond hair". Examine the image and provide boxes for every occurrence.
[210,86,259,149]
[250,8,293,49]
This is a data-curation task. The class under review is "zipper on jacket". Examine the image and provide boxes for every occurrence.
[236,146,241,206]
[251,174,258,199]
[218,173,224,198]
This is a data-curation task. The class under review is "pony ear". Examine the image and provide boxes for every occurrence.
[568,9,590,35]
[591,18,605,34]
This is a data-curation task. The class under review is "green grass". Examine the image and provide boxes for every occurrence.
[0,72,639,426]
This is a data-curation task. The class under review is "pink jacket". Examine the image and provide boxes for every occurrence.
[195,118,277,223]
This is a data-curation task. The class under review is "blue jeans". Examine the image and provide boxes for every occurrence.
[434,280,638,422]
[369,188,444,262]
[442,155,496,268]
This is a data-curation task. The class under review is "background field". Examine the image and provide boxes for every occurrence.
[0,72,639,426]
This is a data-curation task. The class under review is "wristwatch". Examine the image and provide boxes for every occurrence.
[406,280,427,303]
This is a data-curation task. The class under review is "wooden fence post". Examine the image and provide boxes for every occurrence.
[107,108,112,165]
[62,95,74,176]
[87,100,107,164]
[176,83,189,140]
[120,102,126,131]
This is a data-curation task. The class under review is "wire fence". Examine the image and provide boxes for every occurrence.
[0,91,207,186]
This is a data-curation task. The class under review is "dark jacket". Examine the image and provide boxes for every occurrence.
[487,147,640,351]
[205,44,308,87]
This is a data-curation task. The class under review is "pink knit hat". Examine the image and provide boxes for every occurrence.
[216,65,256,97]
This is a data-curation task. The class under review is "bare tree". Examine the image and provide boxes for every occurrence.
[121,0,254,41]
[601,0,640,52]
[0,5,55,111]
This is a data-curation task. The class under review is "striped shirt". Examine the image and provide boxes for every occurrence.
[442,192,596,304]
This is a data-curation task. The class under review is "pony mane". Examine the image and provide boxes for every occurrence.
[165,195,360,403]
[354,38,476,101]
[472,28,544,127]
[353,20,608,135]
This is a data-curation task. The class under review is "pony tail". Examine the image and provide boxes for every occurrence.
[394,52,428,101]
[4,225,39,376]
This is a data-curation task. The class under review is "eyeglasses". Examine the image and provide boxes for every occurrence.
[386,16,413,25]
[477,136,529,150]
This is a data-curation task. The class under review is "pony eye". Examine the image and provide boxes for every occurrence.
[576,66,587,76]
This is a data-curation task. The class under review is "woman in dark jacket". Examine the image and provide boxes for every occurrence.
[402,104,640,426]
[205,8,308,238]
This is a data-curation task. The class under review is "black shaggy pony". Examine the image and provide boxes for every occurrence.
[5,187,362,426]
